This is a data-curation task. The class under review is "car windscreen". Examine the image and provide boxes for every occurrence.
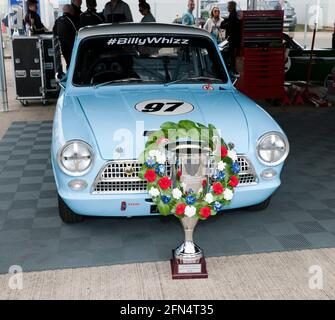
[72,34,228,86]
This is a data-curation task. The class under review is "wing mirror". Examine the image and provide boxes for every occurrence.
[229,72,240,86]
[56,72,67,90]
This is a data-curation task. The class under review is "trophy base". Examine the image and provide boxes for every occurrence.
[170,250,208,280]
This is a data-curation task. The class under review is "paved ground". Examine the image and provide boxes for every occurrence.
[292,31,333,49]
[1,248,335,300]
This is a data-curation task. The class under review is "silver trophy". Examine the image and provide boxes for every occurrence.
[166,141,212,271]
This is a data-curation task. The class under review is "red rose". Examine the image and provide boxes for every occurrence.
[229,176,239,187]
[144,169,156,183]
[213,182,224,195]
[177,169,182,178]
[158,177,172,190]
[202,179,207,188]
[221,146,228,158]
[175,203,186,216]
[199,206,211,219]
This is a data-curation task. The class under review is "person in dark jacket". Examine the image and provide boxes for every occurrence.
[220,1,241,75]
[103,0,133,23]
[24,0,46,35]
[80,0,104,28]
[71,0,82,29]
[53,4,78,70]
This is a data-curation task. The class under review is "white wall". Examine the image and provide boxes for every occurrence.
[288,0,334,27]
[0,1,9,19]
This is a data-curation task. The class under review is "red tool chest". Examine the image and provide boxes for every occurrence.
[236,10,285,100]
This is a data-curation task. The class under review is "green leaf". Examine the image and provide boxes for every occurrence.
[178,120,197,131]
[138,168,146,179]
[161,122,178,130]
[188,128,201,141]
[196,122,207,129]
[176,128,188,139]
[157,201,171,216]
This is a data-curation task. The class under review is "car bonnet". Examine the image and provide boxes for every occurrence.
[76,87,249,159]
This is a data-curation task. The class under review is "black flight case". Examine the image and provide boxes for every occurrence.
[11,34,61,106]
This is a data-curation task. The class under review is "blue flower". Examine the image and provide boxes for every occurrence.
[217,171,225,181]
[161,195,171,204]
[213,201,222,212]
[232,162,240,174]
[145,157,156,168]
[186,195,196,205]
[155,164,165,175]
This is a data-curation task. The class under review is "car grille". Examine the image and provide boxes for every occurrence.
[92,157,258,195]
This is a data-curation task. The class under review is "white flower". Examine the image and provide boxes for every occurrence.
[198,187,203,194]
[205,193,214,204]
[217,161,226,171]
[149,187,160,198]
[181,182,187,191]
[156,152,167,164]
[228,150,238,162]
[149,150,158,158]
[172,188,182,200]
[223,189,234,201]
[185,206,196,217]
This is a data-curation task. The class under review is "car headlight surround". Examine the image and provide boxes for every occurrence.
[256,132,289,166]
[57,140,94,176]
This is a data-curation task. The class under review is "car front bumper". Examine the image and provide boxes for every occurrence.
[58,179,280,217]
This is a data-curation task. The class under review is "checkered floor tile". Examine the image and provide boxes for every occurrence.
[0,110,335,273]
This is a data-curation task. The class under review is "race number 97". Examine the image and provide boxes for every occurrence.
[135,100,194,116]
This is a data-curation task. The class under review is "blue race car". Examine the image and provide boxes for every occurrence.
[52,23,289,223]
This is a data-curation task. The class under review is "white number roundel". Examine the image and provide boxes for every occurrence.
[135,100,194,116]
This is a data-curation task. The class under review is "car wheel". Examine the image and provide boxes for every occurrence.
[58,195,85,223]
[245,197,271,211]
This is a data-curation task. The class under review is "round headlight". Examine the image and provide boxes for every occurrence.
[57,140,94,176]
[256,132,289,166]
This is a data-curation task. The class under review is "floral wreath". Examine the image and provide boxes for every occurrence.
[139,121,240,220]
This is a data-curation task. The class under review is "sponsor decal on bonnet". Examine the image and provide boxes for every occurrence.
[135,100,194,116]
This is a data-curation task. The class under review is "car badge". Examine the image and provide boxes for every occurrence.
[115,147,124,154]
[124,166,135,177]
[202,84,214,91]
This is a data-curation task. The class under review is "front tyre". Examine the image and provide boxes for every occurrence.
[58,195,85,223]
[245,197,271,211]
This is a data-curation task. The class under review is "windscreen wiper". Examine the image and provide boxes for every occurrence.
[164,76,223,86]
[94,78,155,89]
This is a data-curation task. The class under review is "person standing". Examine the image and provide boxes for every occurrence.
[80,0,104,28]
[220,1,241,74]
[203,7,224,43]
[103,0,133,23]
[139,1,156,23]
[71,0,82,29]
[182,0,196,26]
[24,0,47,35]
[53,4,78,70]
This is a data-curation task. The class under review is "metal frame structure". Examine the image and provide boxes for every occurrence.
[0,28,9,112]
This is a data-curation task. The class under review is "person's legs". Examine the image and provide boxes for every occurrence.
[228,44,238,75]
